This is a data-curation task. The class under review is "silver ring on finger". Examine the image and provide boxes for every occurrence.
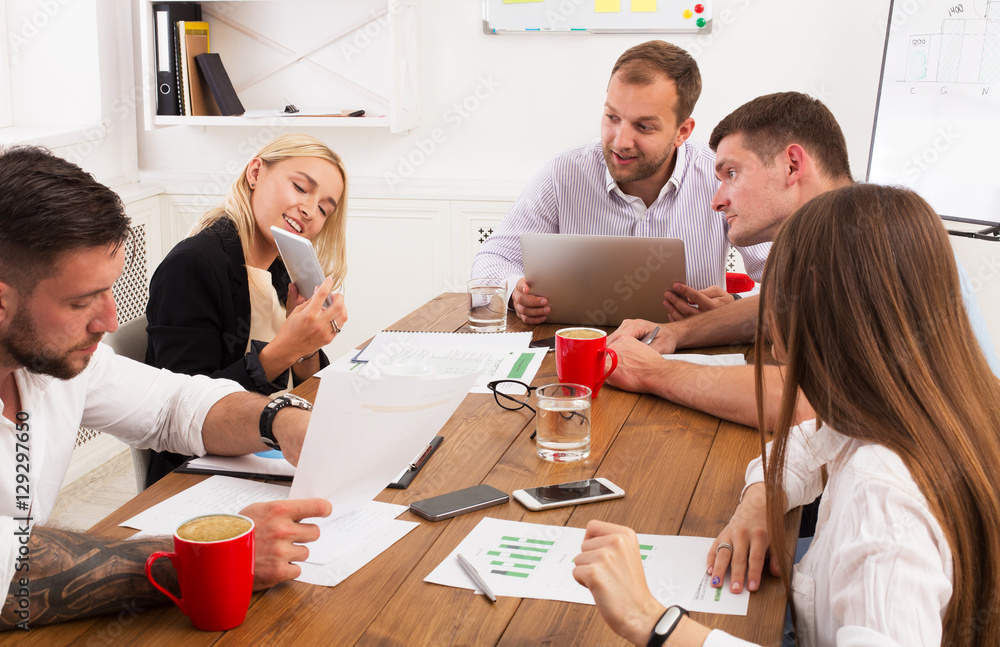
[716,542,734,555]
[331,319,341,334]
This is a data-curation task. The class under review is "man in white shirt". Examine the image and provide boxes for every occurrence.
[608,92,1000,430]
[0,146,333,630]
[470,40,771,325]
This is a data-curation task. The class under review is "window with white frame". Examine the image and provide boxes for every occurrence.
[0,3,11,128]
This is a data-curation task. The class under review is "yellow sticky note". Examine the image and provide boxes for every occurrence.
[632,0,656,11]
[596,0,621,12]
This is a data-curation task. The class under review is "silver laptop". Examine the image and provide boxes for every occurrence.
[519,233,686,327]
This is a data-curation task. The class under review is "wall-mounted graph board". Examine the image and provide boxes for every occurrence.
[867,0,1000,225]
[483,0,712,34]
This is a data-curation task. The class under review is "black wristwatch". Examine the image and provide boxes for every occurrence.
[259,394,312,451]
[647,605,688,647]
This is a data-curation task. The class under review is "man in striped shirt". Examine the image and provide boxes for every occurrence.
[607,92,1000,428]
[470,40,771,325]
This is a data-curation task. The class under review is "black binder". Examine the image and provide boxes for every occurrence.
[152,2,201,116]
[195,53,245,116]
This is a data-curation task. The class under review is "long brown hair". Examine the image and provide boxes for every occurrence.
[756,184,1000,645]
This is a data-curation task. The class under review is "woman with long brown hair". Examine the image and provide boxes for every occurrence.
[574,183,1000,646]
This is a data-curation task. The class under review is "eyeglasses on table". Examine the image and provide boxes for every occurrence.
[486,380,590,440]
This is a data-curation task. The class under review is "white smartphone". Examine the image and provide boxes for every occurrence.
[270,225,331,307]
[512,477,625,511]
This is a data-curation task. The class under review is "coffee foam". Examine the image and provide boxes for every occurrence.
[177,515,252,543]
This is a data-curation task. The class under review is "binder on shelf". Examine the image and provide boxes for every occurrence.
[152,2,201,116]
[175,21,210,116]
[195,53,245,116]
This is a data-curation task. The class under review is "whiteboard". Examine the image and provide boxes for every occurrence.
[867,0,1000,221]
[483,0,712,34]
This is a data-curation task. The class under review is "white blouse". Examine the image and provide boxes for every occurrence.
[704,419,953,647]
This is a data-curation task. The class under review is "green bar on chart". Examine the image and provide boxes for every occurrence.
[487,550,543,561]
[499,543,548,553]
[507,353,534,379]
[491,569,531,578]
[502,536,554,545]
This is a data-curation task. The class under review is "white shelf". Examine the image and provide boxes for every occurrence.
[137,0,420,133]
[151,115,391,128]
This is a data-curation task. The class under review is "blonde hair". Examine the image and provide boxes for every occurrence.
[194,133,348,290]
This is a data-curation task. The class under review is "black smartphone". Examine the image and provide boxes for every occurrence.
[409,484,509,521]
[529,336,556,352]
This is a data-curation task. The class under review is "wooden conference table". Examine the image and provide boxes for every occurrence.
[27,293,794,646]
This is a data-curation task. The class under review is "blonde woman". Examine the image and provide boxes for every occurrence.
[145,134,348,482]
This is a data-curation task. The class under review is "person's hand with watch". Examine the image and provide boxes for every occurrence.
[573,520,713,646]
[258,393,313,465]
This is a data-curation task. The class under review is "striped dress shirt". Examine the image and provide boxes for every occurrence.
[471,140,772,292]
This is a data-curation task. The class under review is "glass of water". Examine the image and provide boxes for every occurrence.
[467,278,507,332]
[535,383,592,462]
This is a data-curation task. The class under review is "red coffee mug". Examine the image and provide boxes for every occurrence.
[145,513,255,631]
[555,327,619,398]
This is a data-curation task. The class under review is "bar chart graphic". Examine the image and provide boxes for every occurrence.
[487,535,553,578]
[904,1,1000,83]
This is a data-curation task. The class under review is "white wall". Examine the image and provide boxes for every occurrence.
[5,0,138,186]
[135,0,893,188]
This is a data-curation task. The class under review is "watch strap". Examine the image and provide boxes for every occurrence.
[647,605,688,647]
[259,394,312,451]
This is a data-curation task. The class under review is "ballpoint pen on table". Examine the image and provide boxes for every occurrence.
[456,553,497,603]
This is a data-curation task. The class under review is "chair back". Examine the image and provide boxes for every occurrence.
[104,314,148,362]
[103,315,153,491]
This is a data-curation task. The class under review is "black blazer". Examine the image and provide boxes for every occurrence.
[145,217,328,392]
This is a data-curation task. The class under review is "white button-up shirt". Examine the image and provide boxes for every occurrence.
[705,420,952,647]
[0,343,243,593]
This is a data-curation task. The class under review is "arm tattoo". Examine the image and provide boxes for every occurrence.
[2,526,178,630]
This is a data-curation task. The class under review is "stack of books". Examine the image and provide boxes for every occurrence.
[152,2,244,116]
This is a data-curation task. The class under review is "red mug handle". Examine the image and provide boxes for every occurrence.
[601,347,618,383]
[146,551,184,611]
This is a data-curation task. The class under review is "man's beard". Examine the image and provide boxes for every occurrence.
[603,145,672,185]
[2,307,102,380]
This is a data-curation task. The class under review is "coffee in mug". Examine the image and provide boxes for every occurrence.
[177,514,253,543]
[555,327,618,398]
[146,513,255,631]
[558,329,604,340]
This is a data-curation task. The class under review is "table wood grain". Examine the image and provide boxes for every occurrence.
[29,294,793,646]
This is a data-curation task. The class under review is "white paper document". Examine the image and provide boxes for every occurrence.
[289,371,477,519]
[662,353,747,367]
[186,450,295,479]
[118,476,415,587]
[120,475,289,535]
[297,505,419,587]
[355,331,533,363]
[342,331,543,393]
[425,518,749,616]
